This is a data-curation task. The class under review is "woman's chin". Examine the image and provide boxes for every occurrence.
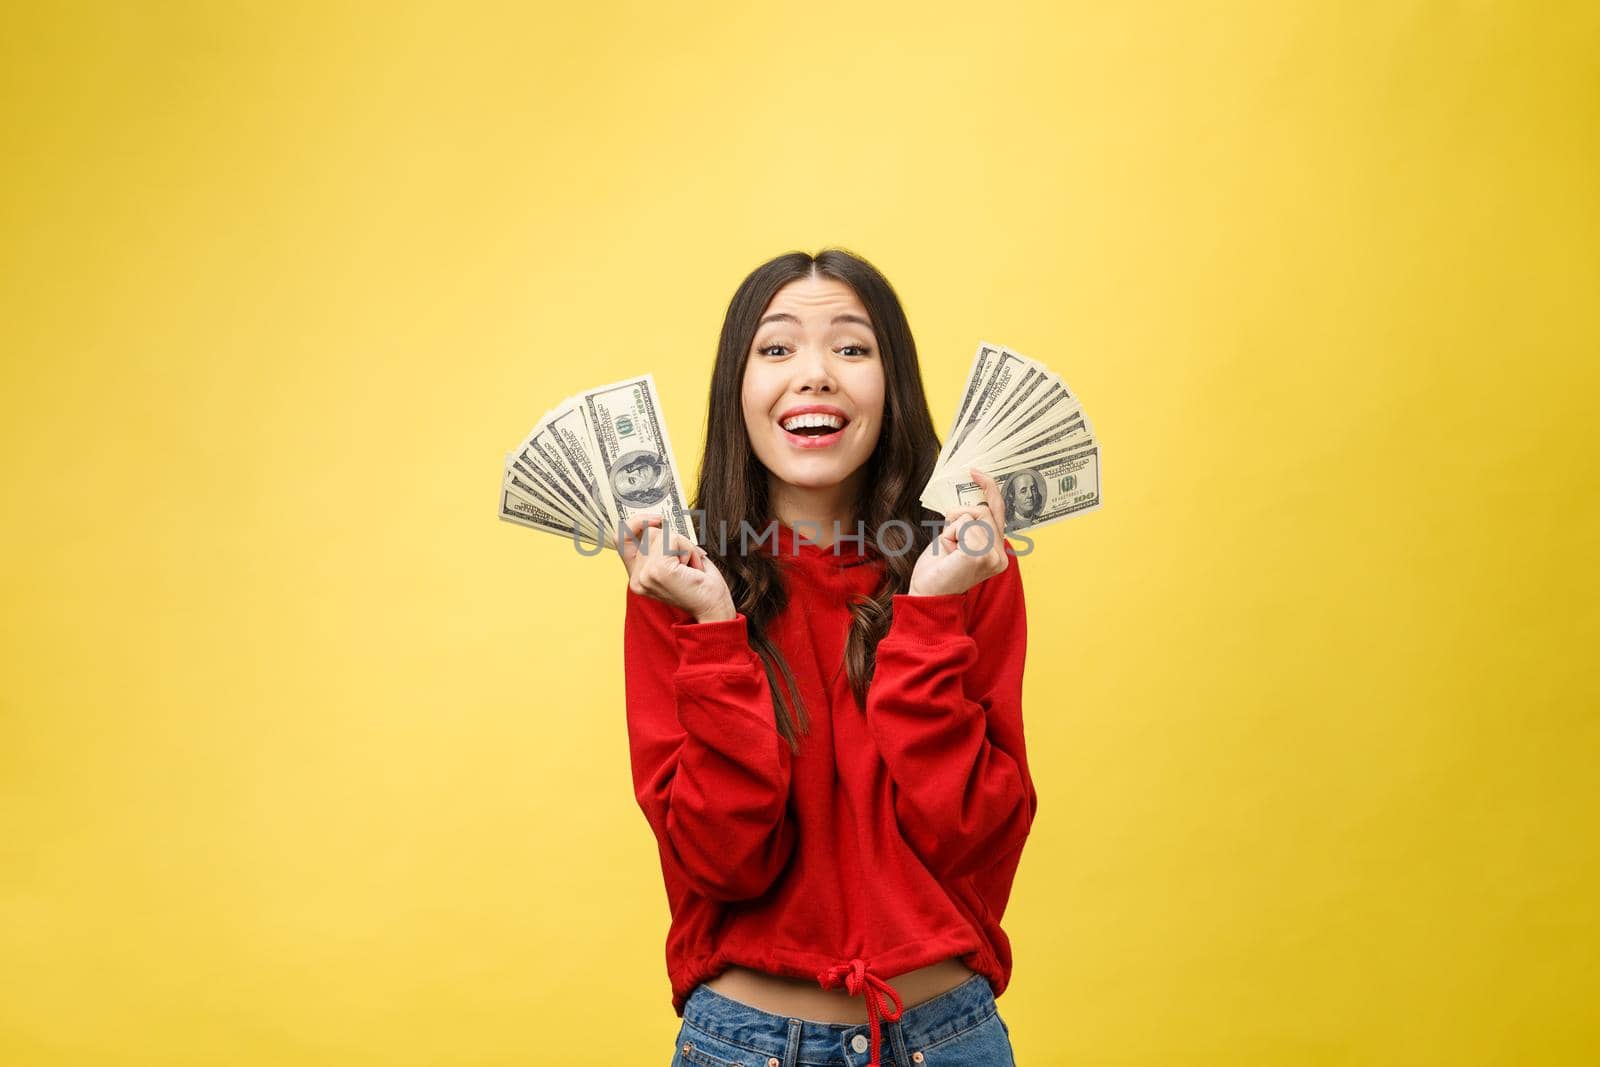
[766,462,863,492]
[776,473,850,491]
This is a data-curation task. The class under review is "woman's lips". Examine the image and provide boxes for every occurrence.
[779,423,848,449]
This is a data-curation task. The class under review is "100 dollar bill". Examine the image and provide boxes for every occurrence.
[578,374,698,545]
[948,445,1103,531]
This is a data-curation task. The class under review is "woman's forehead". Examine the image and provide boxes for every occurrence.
[763,276,871,324]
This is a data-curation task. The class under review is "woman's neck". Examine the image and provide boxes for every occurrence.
[768,473,863,549]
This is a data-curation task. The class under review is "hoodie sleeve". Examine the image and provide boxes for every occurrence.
[864,548,1036,880]
[623,588,798,902]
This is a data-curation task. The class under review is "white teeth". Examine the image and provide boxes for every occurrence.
[780,412,845,432]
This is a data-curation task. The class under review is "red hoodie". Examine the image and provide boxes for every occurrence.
[622,521,1035,1067]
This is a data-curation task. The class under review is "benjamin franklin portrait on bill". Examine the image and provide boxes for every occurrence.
[609,450,670,507]
[1003,468,1047,523]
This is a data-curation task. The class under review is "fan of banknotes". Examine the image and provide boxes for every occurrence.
[498,374,697,549]
[499,346,1099,549]
[918,341,1102,530]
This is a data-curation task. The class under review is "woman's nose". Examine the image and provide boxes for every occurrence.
[793,346,837,393]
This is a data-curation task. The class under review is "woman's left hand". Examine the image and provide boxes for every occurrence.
[908,467,1011,598]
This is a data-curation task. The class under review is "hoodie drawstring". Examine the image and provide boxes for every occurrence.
[817,958,904,1067]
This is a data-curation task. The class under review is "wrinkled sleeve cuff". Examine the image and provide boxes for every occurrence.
[671,613,755,672]
[888,592,968,635]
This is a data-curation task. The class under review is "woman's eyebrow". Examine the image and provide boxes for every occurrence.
[757,312,875,328]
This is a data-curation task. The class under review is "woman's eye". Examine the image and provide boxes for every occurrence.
[839,345,871,357]
[757,344,788,357]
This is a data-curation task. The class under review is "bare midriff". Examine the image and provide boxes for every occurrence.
[702,957,978,1024]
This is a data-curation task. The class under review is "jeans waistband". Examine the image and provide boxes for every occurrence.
[681,972,997,1065]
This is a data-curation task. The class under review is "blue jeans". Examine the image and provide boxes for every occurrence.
[671,972,1017,1067]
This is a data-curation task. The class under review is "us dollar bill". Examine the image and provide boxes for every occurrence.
[499,485,604,542]
[577,374,697,545]
[942,346,1027,463]
[508,436,610,541]
[933,341,1004,471]
[950,445,1103,531]
[502,461,610,546]
[922,341,1103,525]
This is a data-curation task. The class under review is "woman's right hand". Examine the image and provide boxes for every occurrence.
[617,514,737,623]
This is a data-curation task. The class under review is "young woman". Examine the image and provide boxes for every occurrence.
[619,249,1035,1067]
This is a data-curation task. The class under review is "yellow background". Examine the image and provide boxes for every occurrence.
[3,2,1596,1064]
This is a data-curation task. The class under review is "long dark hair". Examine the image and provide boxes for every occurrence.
[693,248,943,752]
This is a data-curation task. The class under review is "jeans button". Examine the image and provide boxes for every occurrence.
[851,1034,869,1053]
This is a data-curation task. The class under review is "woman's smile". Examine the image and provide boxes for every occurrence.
[777,403,852,449]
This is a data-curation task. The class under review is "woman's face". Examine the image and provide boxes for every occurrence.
[741,275,885,496]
